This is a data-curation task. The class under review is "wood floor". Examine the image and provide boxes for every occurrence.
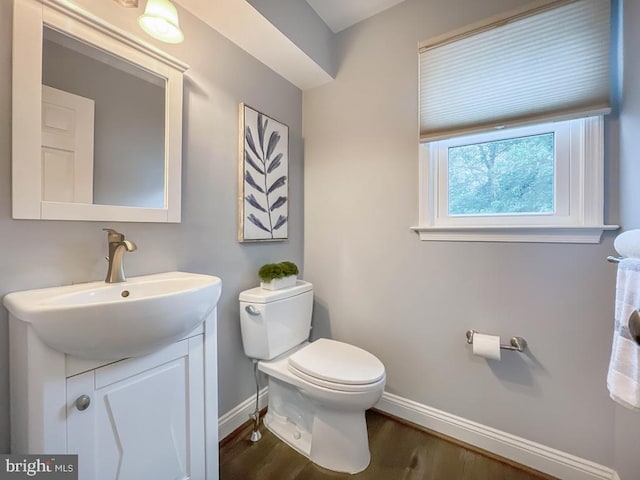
[219,410,557,480]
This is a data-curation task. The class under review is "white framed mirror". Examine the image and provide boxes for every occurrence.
[12,0,188,222]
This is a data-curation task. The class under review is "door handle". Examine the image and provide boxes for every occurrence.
[75,394,91,411]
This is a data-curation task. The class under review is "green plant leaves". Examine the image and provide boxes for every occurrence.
[258,261,298,281]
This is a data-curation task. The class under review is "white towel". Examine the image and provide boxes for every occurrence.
[607,258,640,410]
[614,229,640,259]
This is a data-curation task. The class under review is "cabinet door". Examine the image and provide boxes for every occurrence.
[67,337,204,480]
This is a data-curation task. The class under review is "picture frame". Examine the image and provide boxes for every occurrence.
[238,103,289,242]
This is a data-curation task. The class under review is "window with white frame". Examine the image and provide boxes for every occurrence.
[412,0,618,243]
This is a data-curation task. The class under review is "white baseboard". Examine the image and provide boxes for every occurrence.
[219,388,620,480]
[218,387,268,441]
[376,392,619,480]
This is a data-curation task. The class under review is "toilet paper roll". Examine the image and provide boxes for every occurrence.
[472,333,501,361]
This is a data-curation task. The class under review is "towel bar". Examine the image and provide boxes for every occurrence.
[466,330,527,352]
[629,310,640,346]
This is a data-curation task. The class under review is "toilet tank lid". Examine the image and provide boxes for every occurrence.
[239,280,312,303]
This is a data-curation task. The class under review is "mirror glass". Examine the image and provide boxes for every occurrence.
[41,27,166,209]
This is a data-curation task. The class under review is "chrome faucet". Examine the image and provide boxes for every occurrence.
[103,228,137,283]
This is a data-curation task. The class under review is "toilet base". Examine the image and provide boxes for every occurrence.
[263,410,312,458]
[265,377,372,474]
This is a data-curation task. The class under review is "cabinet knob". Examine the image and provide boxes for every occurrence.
[75,394,91,411]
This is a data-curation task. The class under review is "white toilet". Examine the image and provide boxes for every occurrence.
[239,280,386,474]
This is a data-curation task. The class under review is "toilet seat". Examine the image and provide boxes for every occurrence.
[287,339,385,392]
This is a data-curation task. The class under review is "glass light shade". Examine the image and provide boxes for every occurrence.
[138,0,184,44]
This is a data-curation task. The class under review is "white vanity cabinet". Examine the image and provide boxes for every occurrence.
[5,272,221,480]
[9,315,218,480]
[66,336,205,480]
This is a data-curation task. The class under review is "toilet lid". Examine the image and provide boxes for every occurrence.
[288,338,385,385]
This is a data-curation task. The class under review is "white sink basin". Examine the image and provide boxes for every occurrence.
[3,272,222,360]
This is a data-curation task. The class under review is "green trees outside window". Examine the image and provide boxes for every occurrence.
[447,133,554,216]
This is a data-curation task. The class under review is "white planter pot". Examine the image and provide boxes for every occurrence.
[260,275,297,290]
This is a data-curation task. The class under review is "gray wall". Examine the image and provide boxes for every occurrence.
[620,0,640,231]
[0,0,303,452]
[304,0,623,471]
[247,0,337,78]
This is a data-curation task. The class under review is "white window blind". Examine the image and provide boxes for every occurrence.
[419,0,611,142]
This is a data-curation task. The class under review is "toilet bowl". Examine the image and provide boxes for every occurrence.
[239,282,386,474]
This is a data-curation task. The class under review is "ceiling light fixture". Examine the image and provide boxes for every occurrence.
[138,0,184,44]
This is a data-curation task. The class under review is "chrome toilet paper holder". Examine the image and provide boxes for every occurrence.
[466,330,527,353]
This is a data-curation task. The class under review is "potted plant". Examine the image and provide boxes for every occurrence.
[258,261,299,290]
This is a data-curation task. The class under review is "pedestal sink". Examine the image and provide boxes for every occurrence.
[3,271,222,360]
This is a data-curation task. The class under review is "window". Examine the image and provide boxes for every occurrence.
[447,130,555,217]
[415,117,617,242]
[412,0,618,243]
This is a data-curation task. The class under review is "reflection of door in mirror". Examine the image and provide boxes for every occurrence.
[41,85,95,203]
[42,27,166,209]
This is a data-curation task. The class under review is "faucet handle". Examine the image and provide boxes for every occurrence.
[103,228,125,243]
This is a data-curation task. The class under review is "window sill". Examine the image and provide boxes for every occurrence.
[410,224,619,243]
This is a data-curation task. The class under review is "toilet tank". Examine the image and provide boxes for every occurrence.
[239,281,313,360]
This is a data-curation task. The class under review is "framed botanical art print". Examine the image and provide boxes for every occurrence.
[238,104,289,242]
